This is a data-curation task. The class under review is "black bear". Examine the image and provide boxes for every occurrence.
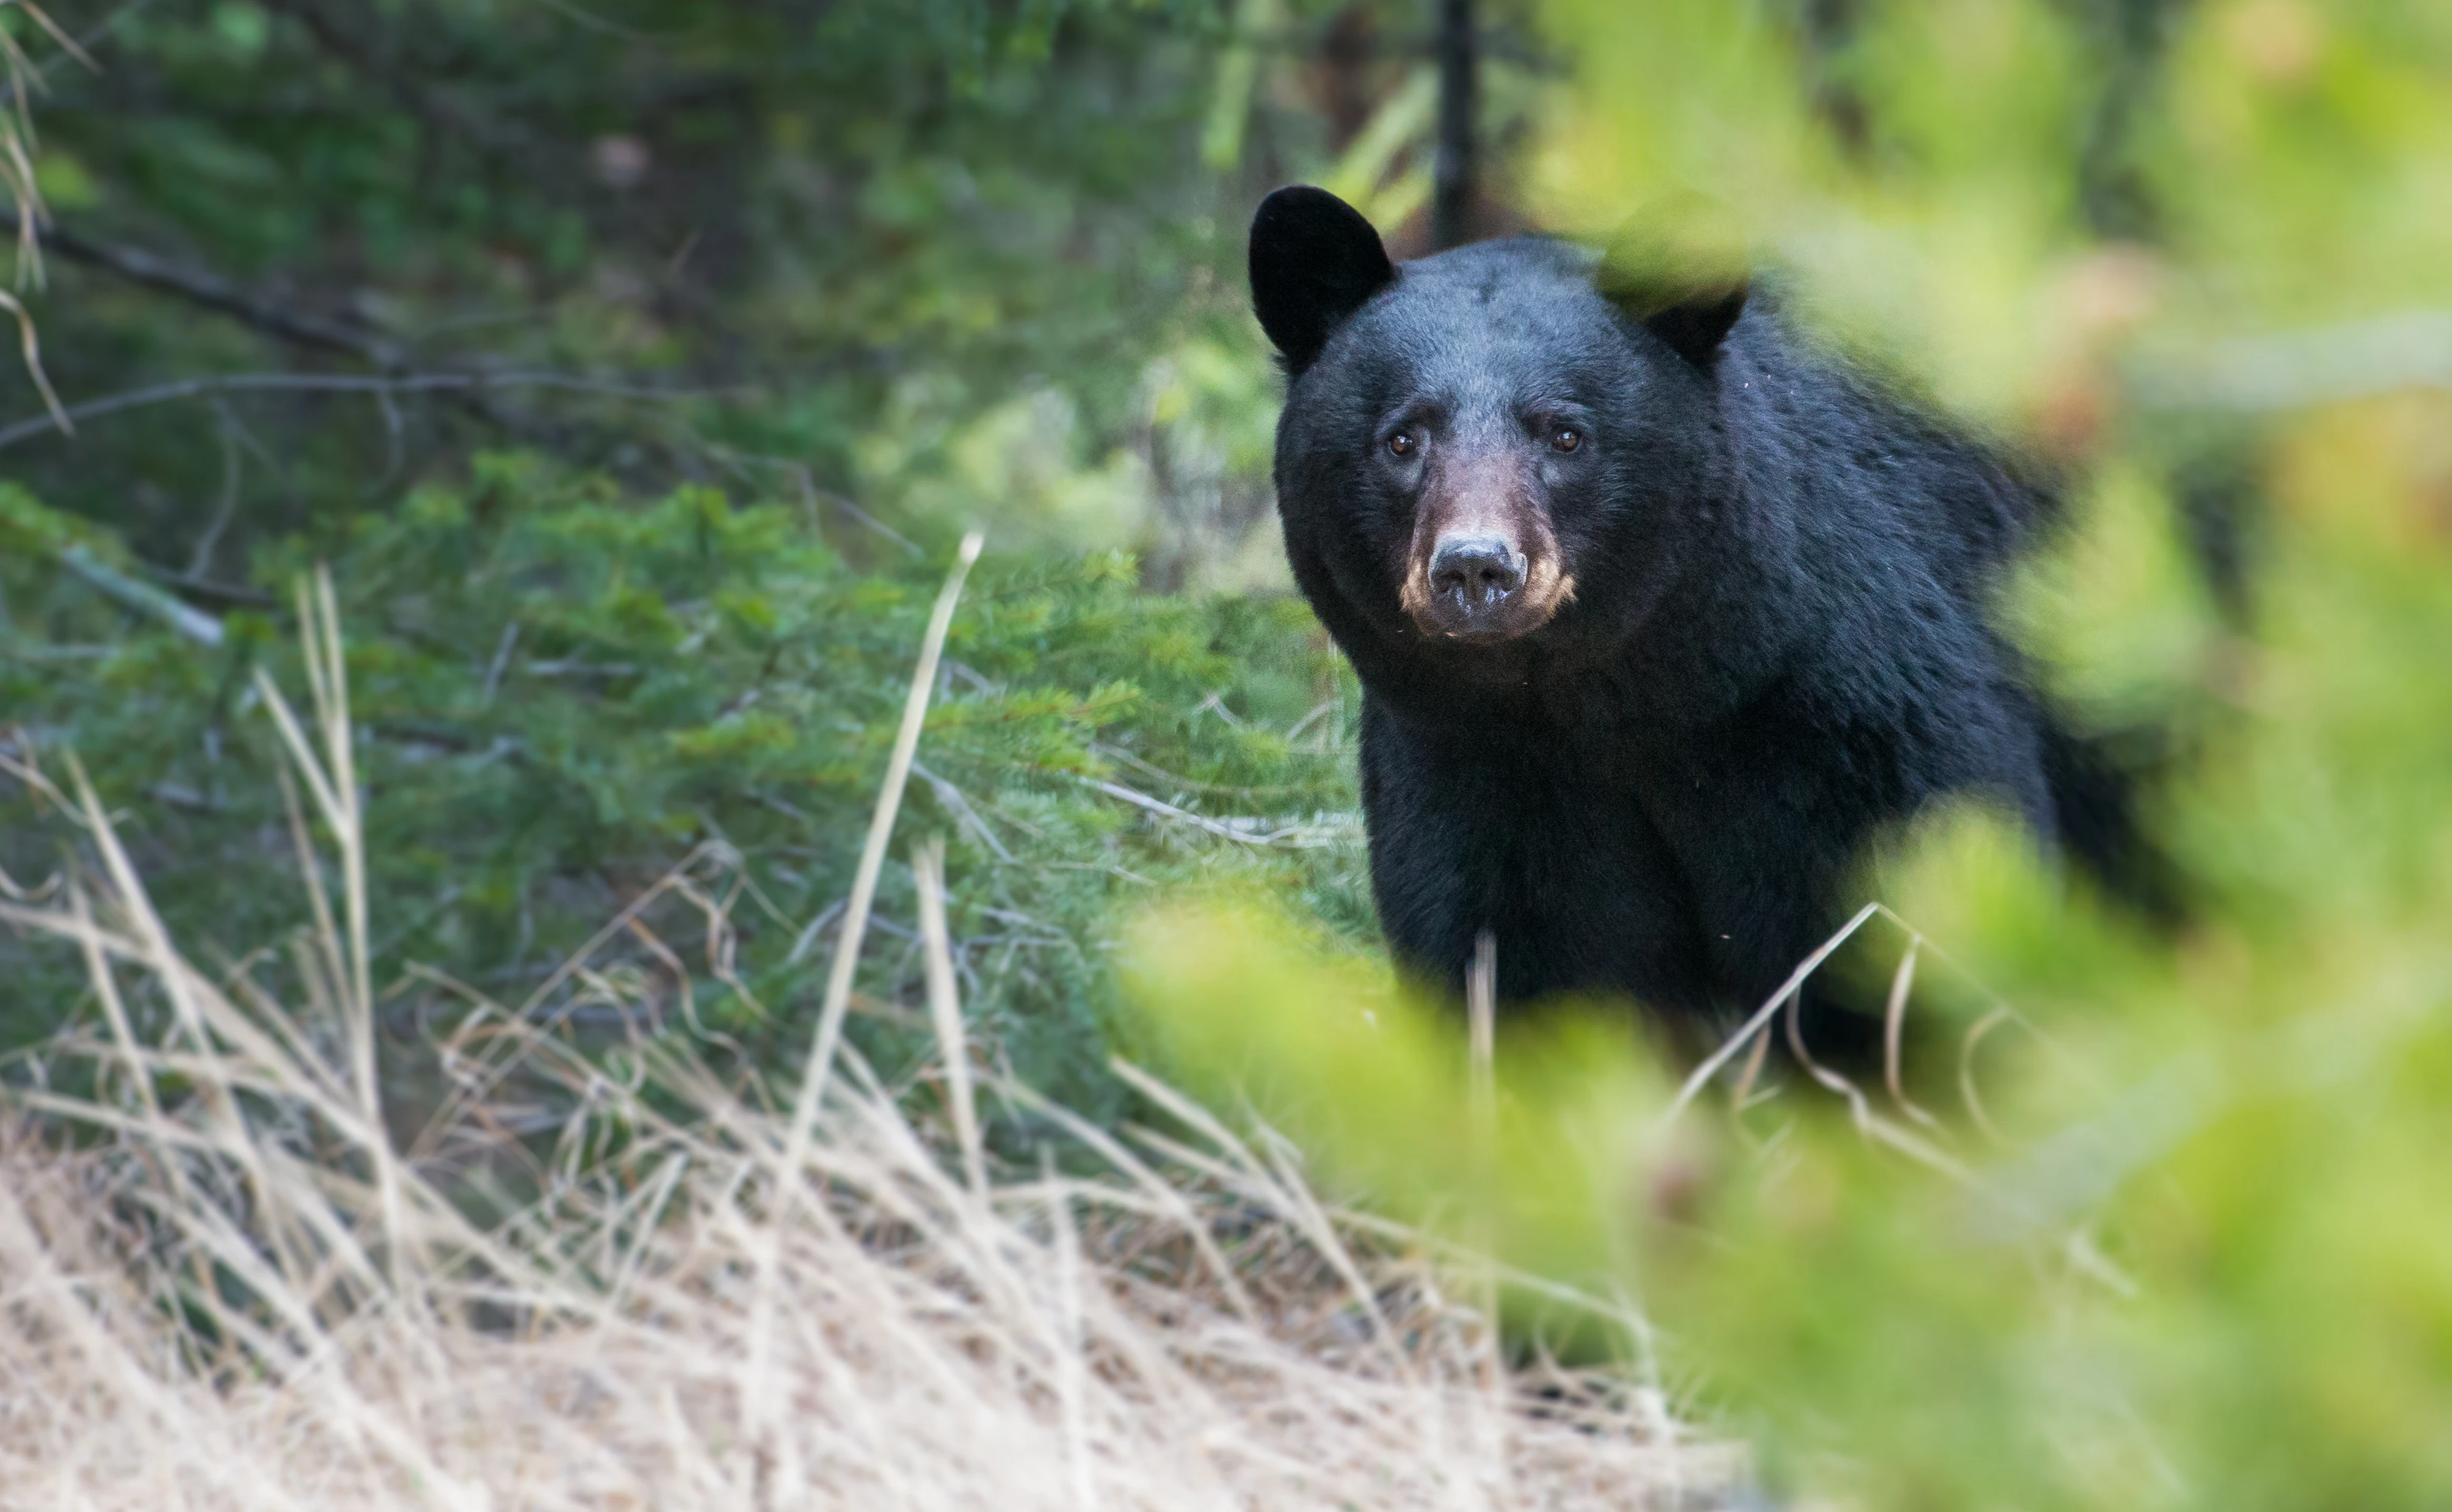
[1249,184,2103,1056]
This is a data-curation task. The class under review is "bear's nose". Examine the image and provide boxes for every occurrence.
[1429,533,1527,608]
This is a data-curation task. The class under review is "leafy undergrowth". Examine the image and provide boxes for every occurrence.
[1,458,1371,1126]
[0,594,1730,1512]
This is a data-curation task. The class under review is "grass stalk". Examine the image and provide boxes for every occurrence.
[914,836,985,1195]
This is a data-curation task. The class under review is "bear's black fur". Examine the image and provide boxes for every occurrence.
[1249,185,2097,1056]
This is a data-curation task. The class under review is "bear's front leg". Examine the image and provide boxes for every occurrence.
[1356,693,1709,1015]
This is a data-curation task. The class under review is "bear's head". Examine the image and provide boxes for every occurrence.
[1250,186,1749,676]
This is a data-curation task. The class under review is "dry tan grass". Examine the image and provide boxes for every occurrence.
[0,569,1732,1511]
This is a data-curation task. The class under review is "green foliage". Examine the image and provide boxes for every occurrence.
[1124,0,2452,1506]
[2,453,1367,1123]
[1,0,1483,591]
[1128,905,1684,1305]
[2,1,1506,1121]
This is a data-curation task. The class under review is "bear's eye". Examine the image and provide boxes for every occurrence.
[1549,425,1583,453]
[1386,430,1418,458]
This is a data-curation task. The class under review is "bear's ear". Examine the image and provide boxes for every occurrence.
[1249,186,1396,376]
[1595,196,1751,370]
[1631,283,1749,369]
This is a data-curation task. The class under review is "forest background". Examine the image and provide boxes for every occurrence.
[4,1,2452,1508]
[0,0,1501,1119]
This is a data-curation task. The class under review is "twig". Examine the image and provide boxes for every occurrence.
[476,621,519,710]
[57,544,224,647]
[1283,697,1339,742]
[785,897,845,968]
[0,286,68,433]
[0,210,616,449]
[133,562,274,608]
[706,448,923,558]
[1079,775,1331,846]
[0,369,740,451]
[910,758,1014,863]
[1193,691,1247,729]
[0,208,402,366]
[1087,740,1325,798]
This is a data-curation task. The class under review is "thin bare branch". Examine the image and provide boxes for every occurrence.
[0,369,744,451]
[0,207,402,366]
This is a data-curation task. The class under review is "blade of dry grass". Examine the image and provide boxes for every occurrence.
[1662,900,1885,1128]
[797,529,983,1126]
[914,836,985,1196]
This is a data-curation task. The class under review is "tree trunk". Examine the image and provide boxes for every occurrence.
[1431,0,1476,251]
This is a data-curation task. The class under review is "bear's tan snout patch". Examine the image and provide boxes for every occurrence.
[1400,451,1571,642]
